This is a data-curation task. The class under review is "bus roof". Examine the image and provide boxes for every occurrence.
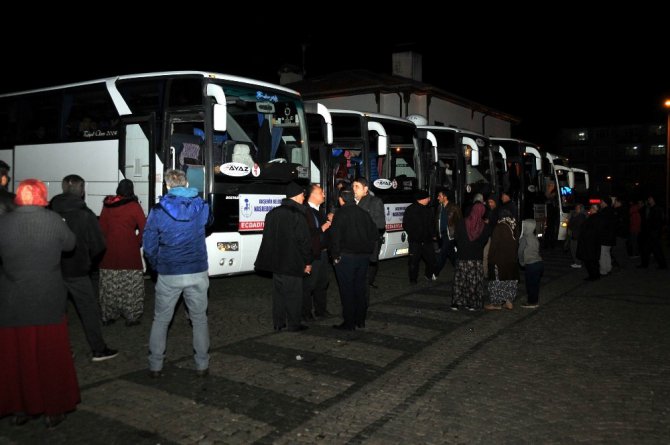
[417,125,489,140]
[328,109,417,125]
[490,137,540,148]
[0,70,301,98]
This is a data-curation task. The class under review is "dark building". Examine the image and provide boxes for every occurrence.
[559,123,667,202]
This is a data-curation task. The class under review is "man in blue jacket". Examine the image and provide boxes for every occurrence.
[144,169,211,377]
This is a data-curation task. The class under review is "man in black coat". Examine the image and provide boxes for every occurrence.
[403,190,436,284]
[353,178,385,288]
[302,184,332,321]
[330,188,379,330]
[255,182,312,332]
[50,174,117,361]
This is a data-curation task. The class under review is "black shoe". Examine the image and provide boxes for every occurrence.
[315,310,333,318]
[101,319,115,326]
[302,314,316,322]
[410,280,418,285]
[274,324,286,331]
[356,322,366,329]
[124,319,141,327]
[195,368,209,377]
[91,348,118,362]
[450,304,459,311]
[148,370,162,379]
[369,283,379,289]
[287,325,309,332]
[332,323,355,331]
[45,413,66,429]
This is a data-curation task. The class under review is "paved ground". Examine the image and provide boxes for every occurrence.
[1,248,669,444]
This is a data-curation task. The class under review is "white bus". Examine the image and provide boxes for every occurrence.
[0,71,331,276]
[545,152,574,241]
[311,110,425,259]
[418,125,497,211]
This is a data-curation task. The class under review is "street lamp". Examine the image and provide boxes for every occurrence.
[665,99,670,220]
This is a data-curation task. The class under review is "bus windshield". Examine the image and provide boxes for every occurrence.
[372,120,417,193]
[212,83,308,183]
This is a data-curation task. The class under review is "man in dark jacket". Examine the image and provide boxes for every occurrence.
[330,188,379,330]
[403,190,436,284]
[0,160,16,215]
[256,182,312,332]
[302,184,332,321]
[144,169,211,377]
[353,178,385,288]
[50,174,117,362]
[435,189,462,276]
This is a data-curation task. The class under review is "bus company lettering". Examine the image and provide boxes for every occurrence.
[239,221,265,230]
[384,203,409,232]
[83,130,118,138]
[221,162,251,177]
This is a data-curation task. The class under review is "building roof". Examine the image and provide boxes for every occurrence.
[287,69,520,124]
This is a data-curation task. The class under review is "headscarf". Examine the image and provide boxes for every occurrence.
[465,202,486,241]
[14,179,48,207]
[497,216,518,240]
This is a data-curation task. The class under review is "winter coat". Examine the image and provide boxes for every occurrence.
[255,198,311,277]
[518,219,542,266]
[329,202,379,258]
[0,206,76,327]
[143,187,210,275]
[488,220,519,281]
[50,193,106,277]
[629,204,641,234]
[403,202,435,243]
[454,219,491,261]
[99,196,146,270]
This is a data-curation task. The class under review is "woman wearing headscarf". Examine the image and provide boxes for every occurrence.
[484,215,519,310]
[451,202,491,311]
[0,179,79,427]
[98,179,147,326]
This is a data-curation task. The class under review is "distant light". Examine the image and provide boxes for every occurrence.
[589,198,601,204]
[395,147,401,153]
[578,132,585,137]
[635,182,640,186]
[606,176,612,180]
[633,146,638,150]
[664,99,670,108]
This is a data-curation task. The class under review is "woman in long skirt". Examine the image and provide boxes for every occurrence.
[0,179,79,427]
[98,179,147,326]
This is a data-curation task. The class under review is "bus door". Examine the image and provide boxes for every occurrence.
[165,112,206,202]
[120,115,156,215]
[437,152,460,206]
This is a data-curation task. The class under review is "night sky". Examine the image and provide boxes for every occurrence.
[2,13,667,149]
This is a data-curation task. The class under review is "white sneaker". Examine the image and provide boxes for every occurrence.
[431,274,437,281]
[570,263,582,269]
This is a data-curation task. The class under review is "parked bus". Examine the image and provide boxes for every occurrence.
[490,138,544,232]
[544,152,574,241]
[0,71,331,276]
[418,125,497,211]
[311,110,425,259]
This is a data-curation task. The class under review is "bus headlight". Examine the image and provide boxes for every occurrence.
[217,241,239,251]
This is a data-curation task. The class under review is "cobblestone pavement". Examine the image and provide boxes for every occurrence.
[2,249,669,444]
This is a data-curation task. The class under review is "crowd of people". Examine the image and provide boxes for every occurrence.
[1,160,667,429]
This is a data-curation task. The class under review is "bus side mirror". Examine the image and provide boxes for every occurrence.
[207,84,227,132]
[367,121,387,156]
[213,104,227,132]
[568,171,575,188]
[471,147,480,166]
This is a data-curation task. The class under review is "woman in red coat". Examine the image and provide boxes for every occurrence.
[98,179,147,326]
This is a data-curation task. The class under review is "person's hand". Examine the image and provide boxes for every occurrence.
[327,212,334,222]
[321,220,331,232]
